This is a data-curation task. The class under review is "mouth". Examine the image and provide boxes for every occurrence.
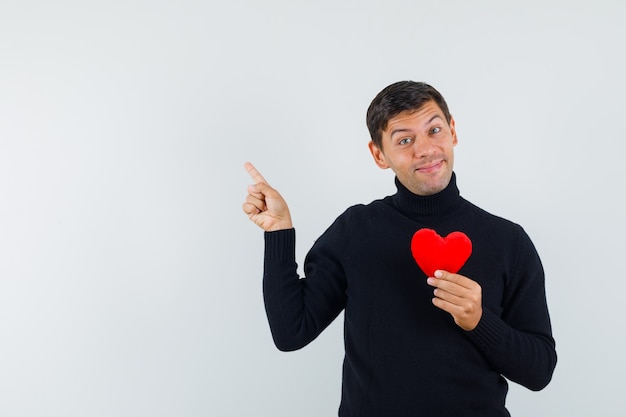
[415,160,444,174]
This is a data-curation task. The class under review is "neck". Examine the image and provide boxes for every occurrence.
[391,172,463,221]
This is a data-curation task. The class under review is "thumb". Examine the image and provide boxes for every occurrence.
[433,270,450,279]
[249,181,280,200]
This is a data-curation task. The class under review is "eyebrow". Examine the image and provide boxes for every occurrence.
[389,114,443,138]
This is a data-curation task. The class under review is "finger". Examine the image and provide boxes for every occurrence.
[242,202,261,216]
[432,295,482,330]
[427,275,464,291]
[432,294,475,318]
[433,287,465,306]
[247,184,265,199]
[245,193,267,212]
[433,297,467,318]
[432,296,456,313]
[429,278,467,298]
[434,270,475,289]
[244,162,268,184]
[431,297,469,322]
[249,182,283,204]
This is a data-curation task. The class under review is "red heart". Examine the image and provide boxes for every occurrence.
[410,228,472,277]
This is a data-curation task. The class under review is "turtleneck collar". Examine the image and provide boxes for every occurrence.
[390,172,464,220]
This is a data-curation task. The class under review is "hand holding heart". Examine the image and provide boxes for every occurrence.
[242,162,293,232]
[427,270,482,331]
[412,228,481,330]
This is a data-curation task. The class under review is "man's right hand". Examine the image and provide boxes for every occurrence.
[242,162,293,232]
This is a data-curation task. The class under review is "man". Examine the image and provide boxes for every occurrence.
[242,81,557,416]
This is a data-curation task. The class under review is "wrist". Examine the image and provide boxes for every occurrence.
[267,221,293,232]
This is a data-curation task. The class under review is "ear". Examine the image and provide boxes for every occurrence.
[368,141,389,169]
[449,116,458,146]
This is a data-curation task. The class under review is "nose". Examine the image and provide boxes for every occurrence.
[412,134,435,158]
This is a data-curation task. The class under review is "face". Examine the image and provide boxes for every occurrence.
[369,100,458,196]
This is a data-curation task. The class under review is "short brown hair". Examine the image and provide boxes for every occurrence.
[366,81,452,149]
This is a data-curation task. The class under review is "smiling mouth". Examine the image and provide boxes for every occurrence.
[416,160,444,173]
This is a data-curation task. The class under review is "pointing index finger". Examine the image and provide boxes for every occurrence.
[244,162,268,184]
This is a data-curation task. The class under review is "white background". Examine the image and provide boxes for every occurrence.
[1,1,624,416]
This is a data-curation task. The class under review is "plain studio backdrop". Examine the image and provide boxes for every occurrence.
[1,1,624,416]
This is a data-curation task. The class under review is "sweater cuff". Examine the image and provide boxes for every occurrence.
[465,308,507,352]
[264,228,296,263]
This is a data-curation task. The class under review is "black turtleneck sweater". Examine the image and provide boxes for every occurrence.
[263,174,556,417]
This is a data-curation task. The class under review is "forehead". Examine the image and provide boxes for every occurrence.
[384,101,445,133]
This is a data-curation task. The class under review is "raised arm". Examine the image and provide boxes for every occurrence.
[242,162,293,231]
[243,162,347,351]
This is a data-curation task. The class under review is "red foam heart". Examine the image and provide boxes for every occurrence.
[410,228,472,277]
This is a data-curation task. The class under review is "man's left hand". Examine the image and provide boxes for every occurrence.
[427,270,482,331]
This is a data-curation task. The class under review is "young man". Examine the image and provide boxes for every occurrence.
[242,81,557,416]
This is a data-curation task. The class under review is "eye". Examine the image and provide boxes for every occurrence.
[430,127,441,134]
[399,137,412,145]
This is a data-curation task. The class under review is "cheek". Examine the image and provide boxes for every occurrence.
[446,149,455,165]
[441,143,456,157]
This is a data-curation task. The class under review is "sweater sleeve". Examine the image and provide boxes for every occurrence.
[263,227,347,352]
[465,228,557,391]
